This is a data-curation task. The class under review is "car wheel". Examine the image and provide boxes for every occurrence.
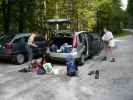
[15,54,25,64]
[79,54,85,65]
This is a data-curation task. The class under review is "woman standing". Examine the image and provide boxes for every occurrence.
[102,28,115,62]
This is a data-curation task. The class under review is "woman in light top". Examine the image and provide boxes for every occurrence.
[102,28,115,62]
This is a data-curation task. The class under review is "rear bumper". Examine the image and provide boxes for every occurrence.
[47,52,81,62]
[49,56,80,62]
[0,54,13,59]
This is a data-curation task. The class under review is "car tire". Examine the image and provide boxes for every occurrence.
[15,54,25,64]
[79,54,85,65]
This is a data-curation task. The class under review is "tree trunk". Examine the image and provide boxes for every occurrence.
[18,1,24,33]
[2,0,10,34]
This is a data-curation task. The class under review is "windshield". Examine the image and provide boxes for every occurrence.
[0,34,14,45]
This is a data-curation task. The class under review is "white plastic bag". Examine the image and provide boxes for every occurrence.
[109,39,115,47]
[52,69,59,75]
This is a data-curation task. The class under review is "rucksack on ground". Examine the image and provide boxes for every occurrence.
[37,67,46,75]
[66,61,77,76]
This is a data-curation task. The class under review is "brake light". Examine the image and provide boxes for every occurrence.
[4,43,12,54]
[4,43,12,49]
[72,32,78,48]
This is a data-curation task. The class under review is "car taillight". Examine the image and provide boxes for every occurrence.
[72,32,78,48]
[3,43,12,54]
[4,43,12,49]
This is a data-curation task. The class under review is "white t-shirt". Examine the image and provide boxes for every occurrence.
[27,34,36,46]
[102,31,113,41]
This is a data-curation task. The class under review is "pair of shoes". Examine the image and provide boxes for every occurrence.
[110,58,115,62]
[28,64,32,71]
[88,70,100,79]
[102,56,107,61]
[18,68,31,73]
[88,71,95,75]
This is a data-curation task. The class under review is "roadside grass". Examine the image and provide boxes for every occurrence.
[114,30,130,38]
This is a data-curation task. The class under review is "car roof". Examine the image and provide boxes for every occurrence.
[54,30,88,36]
[14,33,30,38]
[75,31,86,35]
[9,33,30,43]
[0,33,29,39]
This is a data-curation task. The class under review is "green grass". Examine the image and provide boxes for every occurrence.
[114,30,130,38]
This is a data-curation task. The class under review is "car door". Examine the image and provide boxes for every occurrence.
[89,33,100,54]
[77,33,86,55]
[93,33,103,52]
[33,36,46,56]
[22,36,30,53]
[11,37,25,54]
[84,32,91,57]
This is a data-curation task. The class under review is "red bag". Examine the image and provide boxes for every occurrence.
[32,61,40,72]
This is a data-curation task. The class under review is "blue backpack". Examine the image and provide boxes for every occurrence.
[66,61,77,76]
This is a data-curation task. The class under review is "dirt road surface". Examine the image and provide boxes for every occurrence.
[0,35,133,100]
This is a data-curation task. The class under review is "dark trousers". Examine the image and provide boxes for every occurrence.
[26,45,33,65]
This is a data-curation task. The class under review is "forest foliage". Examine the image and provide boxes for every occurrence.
[0,0,128,36]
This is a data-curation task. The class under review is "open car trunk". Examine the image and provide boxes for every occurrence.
[49,37,73,53]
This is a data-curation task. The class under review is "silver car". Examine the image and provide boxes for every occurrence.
[46,30,103,65]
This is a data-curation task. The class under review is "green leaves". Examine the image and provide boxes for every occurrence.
[127,0,133,17]
[0,0,128,35]
[94,0,126,34]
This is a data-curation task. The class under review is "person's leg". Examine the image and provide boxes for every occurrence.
[108,47,112,56]
[102,42,108,60]
[105,47,109,57]
[108,47,115,62]
[26,46,33,67]
[104,41,115,60]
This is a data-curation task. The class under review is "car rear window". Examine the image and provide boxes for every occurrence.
[52,37,72,47]
[0,34,14,45]
[55,32,72,37]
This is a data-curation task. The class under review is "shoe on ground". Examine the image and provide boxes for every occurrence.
[27,64,32,71]
[110,58,115,62]
[88,71,95,75]
[102,56,107,61]
[95,70,99,79]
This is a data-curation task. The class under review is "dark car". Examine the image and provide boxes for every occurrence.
[0,33,46,64]
[46,30,103,65]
